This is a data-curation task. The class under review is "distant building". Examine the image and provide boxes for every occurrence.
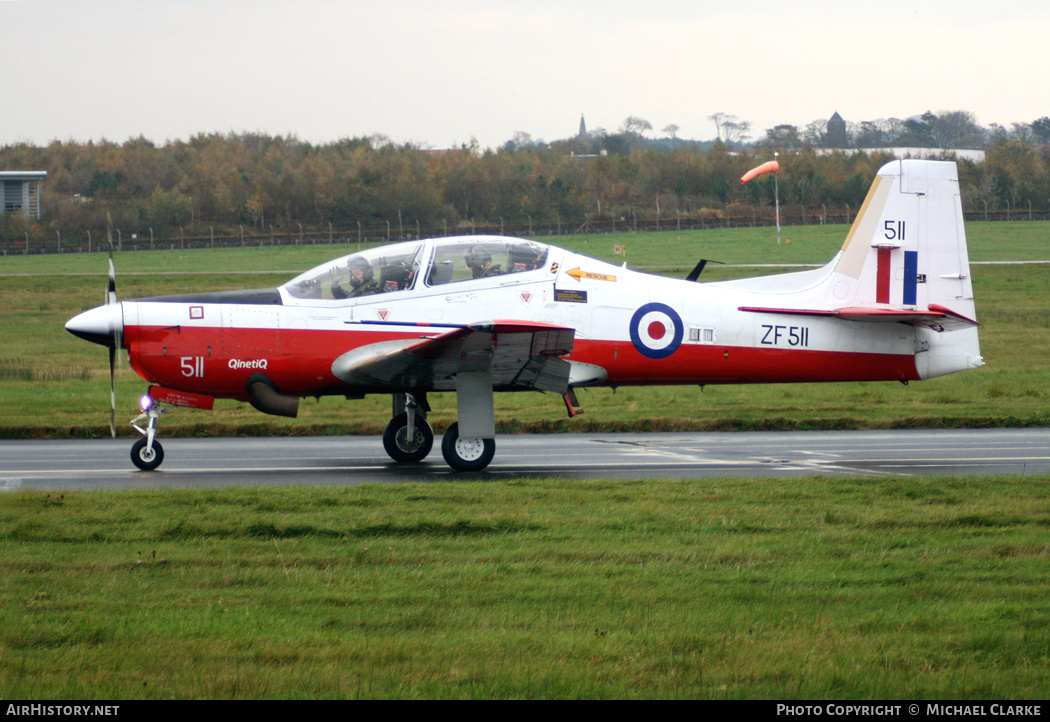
[1,171,46,219]
[813,147,985,163]
[578,114,588,138]
[826,112,848,148]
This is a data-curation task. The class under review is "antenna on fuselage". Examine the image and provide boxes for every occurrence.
[685,258,724,282]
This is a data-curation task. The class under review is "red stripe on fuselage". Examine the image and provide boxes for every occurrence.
[566,339,919,385]
[125,323,919,400]
[126,323,424,398]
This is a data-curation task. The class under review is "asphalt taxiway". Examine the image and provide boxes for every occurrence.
[1,428,1048,491]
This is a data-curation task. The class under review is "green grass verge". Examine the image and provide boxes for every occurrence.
[1,222,1048,438]
[2,477,1048,699]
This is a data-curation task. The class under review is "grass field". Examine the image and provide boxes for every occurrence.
[2,476,1049,699]
[0,222,1048,438]
[2,223,1048,700]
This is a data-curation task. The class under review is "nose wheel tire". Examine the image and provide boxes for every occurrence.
[383,413,434,463]
[441,422,495,472]
[131,437,165,471]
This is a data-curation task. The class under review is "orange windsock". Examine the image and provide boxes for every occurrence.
[740,160,780,184]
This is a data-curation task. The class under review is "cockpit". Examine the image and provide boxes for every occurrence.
[282,237,550,301]
[425,238,548,285]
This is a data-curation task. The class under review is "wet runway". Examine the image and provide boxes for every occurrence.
[2,428,1048,491]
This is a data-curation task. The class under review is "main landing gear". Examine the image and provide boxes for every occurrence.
[383,393,434,463]
[382,392,497,472]
[440,423,495,472]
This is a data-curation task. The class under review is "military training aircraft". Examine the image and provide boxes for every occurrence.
[66,159,983,471]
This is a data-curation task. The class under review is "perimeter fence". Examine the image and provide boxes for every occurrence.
[2,206,1047,256]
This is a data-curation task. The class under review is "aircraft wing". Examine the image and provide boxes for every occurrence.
[332,320,575,392]
[738,303,979,332]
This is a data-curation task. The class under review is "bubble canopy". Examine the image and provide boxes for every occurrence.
[281,237,550,301]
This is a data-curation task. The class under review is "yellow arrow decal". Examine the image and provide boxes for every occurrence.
[567,267,617,283]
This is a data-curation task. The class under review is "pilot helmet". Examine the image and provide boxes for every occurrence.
[465,245,491,272]
[347,256,373,286]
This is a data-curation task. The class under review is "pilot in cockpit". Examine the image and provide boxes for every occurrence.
[348,257,381,296]
[465,245,502,279]
[333,256,380,298]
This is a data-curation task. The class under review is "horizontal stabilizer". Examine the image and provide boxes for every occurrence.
[738,304,979,332]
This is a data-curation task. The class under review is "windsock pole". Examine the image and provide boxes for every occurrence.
[774,152,781,245]
[740,156,781,244]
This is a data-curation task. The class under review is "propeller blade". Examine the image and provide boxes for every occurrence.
[107,253,122,368]
[109,345,117,439]
[107,255,117,305]
[105,237,121,430]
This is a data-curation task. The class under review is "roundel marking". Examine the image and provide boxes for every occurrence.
[629,303,684,359]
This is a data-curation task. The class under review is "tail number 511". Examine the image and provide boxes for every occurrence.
[181,356,205,378]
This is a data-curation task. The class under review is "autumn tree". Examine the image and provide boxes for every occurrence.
[929,110,984,149]
[897,114,936,147]
[1029,117,1050,145]
[761,125,802,151]
[6,109,1050,253]
[801,119,828,147]
[984,138,1050,208]
[709,112,751,145]
[620,116,652,136]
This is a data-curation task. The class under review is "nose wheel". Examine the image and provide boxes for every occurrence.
[130,437,165,471]
[130,402,167,471]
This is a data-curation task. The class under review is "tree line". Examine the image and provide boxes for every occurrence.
[1,117,1048,251]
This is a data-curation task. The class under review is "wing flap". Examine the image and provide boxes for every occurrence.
[332,320,575,392]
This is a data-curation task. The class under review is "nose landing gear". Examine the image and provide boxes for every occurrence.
[129,402,167,471]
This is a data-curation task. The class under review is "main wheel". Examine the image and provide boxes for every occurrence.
[382,413,434,463]
[441,422,495,472]
[131,437,164,471]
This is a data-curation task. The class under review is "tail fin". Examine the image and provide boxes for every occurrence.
[833,160,982,379]
[726,159,984,379]
[832,159,975,318]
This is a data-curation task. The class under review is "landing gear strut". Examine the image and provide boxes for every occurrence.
[383,393,433,463]
[439,370,497,472]
[129,402,167,471]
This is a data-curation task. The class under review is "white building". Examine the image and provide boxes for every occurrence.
[814,147,985,163]
[1,171,47,219]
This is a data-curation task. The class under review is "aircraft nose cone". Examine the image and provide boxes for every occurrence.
[66,304,121,347]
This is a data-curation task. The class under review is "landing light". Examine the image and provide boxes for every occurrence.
[139,394,154,413]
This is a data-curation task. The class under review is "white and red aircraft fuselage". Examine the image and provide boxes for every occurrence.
[66,159,983,471]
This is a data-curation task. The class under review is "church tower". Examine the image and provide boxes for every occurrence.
[827,112,847,148]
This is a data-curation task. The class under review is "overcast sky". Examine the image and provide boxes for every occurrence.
[4,0,1047,149]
